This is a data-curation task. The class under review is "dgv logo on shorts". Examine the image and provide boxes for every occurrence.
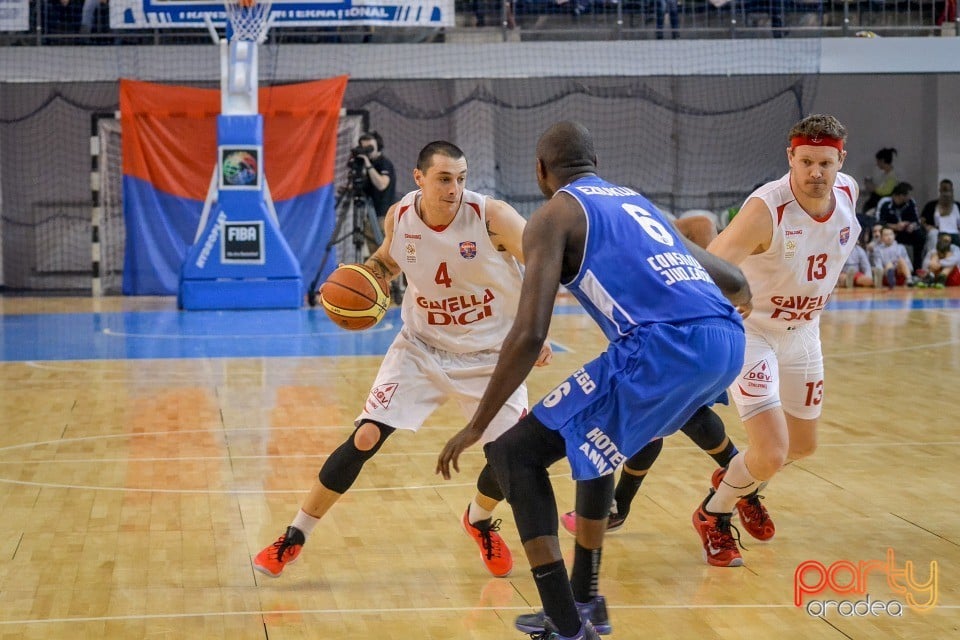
[366,383,398,411]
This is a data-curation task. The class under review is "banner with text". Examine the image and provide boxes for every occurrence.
[0,0,29,31]
[112,0,454,28]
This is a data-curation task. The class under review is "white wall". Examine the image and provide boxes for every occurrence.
[812,73,959,206]
[937,75,960,189]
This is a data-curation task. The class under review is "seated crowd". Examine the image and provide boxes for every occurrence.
[842,178,960,289]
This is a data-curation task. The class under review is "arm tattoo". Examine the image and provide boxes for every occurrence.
[486,220,507,252]
[367,256,394,281]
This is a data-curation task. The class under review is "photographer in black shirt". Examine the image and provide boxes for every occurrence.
[351,131,395,223]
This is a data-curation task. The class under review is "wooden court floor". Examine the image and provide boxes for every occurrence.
[0,290,957,639]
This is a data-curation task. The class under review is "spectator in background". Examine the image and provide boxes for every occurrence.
[764,0,786,39]
[917,233,960,288]
[862,147,898,215]
[44,0,82,35]
[656,0,680,39]
[865,223,884,259]
[937,0,957,27]
[839,239,874,288]
[80,0,109,36]
[920,179,960,255]
[872,227,913,289]
[878,182,925,271]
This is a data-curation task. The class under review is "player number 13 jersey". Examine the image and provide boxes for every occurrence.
[741,172,861,330]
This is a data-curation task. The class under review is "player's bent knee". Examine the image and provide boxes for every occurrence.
[788,441,817,461]
[484,413,564,504]
[752,448,788,478]
[318,422,395,493]
[354,421,383,451]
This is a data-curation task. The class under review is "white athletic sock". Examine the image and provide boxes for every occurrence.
[291,509,321,539]
[706,451,761,514]
[468,500,494,524]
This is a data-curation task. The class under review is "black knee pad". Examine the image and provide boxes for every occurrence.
[476,462,504,502]
[485,413,566,542]
[575,475,615,520]
[318,421,395,494]
[623,437,664,473]
[680,405,727,451]
[485,413,564,504]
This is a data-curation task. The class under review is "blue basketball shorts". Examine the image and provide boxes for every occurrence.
[531,318,745,480]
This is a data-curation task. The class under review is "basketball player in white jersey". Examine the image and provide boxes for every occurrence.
[253,141,552,579]
[693,114,861,567]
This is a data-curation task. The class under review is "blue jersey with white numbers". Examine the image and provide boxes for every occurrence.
[559,176,740,342]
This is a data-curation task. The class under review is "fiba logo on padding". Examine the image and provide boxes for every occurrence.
[222,221,264,264]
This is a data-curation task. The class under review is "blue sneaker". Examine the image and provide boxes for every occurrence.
[528,620,600,640]
[515,596,611,635]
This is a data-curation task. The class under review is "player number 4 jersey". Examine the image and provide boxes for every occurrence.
[388,189,523,354]
[741,172,861,331]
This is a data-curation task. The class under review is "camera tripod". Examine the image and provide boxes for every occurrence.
[307,174,384,307]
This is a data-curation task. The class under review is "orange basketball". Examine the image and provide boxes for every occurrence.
[319,264,390,331]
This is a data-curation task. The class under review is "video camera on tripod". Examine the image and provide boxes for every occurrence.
[348,145,373,185]
[306,144,384,307]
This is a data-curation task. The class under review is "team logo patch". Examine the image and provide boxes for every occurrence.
[366,383,399,411]
[785,239,797,259]
[742,360,774,383]
[459,241,477,259]
[839,227,851,245]
[405,242,417,263]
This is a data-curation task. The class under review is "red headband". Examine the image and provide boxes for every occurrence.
[791,135,844,151]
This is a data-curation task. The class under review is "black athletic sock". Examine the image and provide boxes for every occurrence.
[569,542,602,604]
[532,560,580,637]
[711,440,739,468]
[613,472,646,519]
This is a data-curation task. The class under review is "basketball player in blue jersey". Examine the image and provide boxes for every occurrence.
[558,215,742,538]
[437,121,750,640]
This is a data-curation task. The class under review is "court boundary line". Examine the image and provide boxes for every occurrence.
[0,602,955,626]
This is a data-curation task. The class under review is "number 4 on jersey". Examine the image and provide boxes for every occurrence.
[435,262,452,288]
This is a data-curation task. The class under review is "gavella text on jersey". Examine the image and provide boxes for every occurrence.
[417,289,495,326]
[769,294,829,322]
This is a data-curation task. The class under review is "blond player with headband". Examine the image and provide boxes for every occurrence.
[692,114,861,567]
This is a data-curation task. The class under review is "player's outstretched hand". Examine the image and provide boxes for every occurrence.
[436,426,483,480]
[534,342,554,367]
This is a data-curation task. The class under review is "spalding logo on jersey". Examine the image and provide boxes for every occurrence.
[840,227,851,245]
[459,241,477,259]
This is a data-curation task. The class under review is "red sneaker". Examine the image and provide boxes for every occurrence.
[712,467,775,541]
[462,508,513,578]
[560,510,626,536]
[692,495,743,567]
[253,526,304,577]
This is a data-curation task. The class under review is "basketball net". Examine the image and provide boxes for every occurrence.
[224,0,274,44]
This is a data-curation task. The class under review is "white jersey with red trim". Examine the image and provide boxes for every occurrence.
[389,189,523,354]
[741,172,861,331]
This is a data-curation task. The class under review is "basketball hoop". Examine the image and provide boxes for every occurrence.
[224,0,274,43]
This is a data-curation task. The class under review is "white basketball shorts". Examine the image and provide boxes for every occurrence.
[356,328,528,445]
[728,322,825,421]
